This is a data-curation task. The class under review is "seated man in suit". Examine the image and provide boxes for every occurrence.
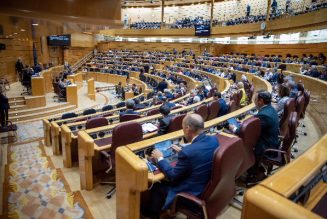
[229,90,279,181]
[143,114,219,218]
[134,98,146,110]
[157,79,168,93]
[119,99,140,116]
[157,104,174,136]
[162,96,175,109]
[213,92,228,117]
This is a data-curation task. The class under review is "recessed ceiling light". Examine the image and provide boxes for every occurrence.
[32,23,39,26]
[9,35,13,37]
[14,32,18,35]
[20,29,26,31]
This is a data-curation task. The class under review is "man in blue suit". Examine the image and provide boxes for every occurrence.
[213,92,228,117]
[119,99,140,116]
[144,114,219,218]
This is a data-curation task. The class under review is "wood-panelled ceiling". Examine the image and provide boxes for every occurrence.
[0,0,122,26]
[122,0,224,8]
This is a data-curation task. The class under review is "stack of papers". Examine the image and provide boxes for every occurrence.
[142,123,158,133]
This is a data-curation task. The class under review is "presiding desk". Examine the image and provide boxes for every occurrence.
[242,134,327,219]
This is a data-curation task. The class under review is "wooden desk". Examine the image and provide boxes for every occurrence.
[242,134,327,219]
[66,85,78,107]
[87,78,96,101]
[31,77,46,96]
[125,91,134,100]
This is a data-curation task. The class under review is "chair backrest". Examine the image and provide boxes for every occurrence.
[280,112,298,163]
[146,108,160,116]
[279,98,295,137]
[119,114,141,122]
[85,117,109,130]
[201,136,244,219]
[168,114,186,133]
[61,112,78,120]
[295,95,305,121]
[237,90,243,107]
[174,93,182,99]
[236,117,261,177]
[111,121,143,164]
[302,90,311,118]
[171,105,183,111]
[207,100,220,121]
[228,100,237,113]
[195,104,208,121]
[102,105,114,111]
[83,108,97,115]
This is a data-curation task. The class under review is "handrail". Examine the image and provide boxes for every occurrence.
[71,51,94,73]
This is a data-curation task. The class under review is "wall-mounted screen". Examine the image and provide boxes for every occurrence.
[195,25,211,36]
[47,34,71,46]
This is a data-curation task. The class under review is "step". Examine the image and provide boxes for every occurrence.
[9,100,25,106]
[8,96,25,101]
[9,103,72,117]
[9,105,28,111]
[10,105,76,123]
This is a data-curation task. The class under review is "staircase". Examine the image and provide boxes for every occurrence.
[8,96,76,123]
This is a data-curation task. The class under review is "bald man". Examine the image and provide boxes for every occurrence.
[143,114,219,218]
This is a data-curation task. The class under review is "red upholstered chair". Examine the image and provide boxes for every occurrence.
[169,136,244,219]
[236,117,261,178]
[295,95,305,123]
[167,114,186,133]
[195,104,208,121]
[302,90,310,119]
[207,101,220,121]
[119,114,141,122]
[101,122,143,198]
[237,90,243,108]
[146,108,160,116]
[228,100,238,113]
[85,117,109,130]
[174,93,182,99]
[261,112,298,175]
[279,98,295,139]
[171,105,183,111]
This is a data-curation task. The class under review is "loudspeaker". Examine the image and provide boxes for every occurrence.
[0,43,5,50]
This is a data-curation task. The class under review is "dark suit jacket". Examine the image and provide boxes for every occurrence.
[217,99,228,117]
[158,133,219,209]
[254,104,280,157]
[157,81,168,92]
[0,94,9,110]
[119,109,140,116]
[157,115,174,135]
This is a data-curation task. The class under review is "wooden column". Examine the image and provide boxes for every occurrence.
[210,0,214,28]
[266,0,272,22]
[87,78,96,101]
[161,0,165,29]
[66,84,78,107]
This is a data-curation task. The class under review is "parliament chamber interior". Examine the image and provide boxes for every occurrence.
[0,0,327,218]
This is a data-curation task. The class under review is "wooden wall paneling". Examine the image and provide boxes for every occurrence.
[25,95,46,108]
[220,43,327,58]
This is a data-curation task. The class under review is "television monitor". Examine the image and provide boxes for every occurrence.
[47,34,71,46]
[195,25,211,36]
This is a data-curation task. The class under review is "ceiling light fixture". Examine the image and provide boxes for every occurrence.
[20,29,26,31]
[32,23,39,26]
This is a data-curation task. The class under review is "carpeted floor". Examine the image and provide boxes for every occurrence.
[3,139,93,219]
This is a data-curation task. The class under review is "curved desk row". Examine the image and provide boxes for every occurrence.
[57,70,208,168]
[76,72,267,206]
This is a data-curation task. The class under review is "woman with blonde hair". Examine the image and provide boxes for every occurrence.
[237,82,248,106]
